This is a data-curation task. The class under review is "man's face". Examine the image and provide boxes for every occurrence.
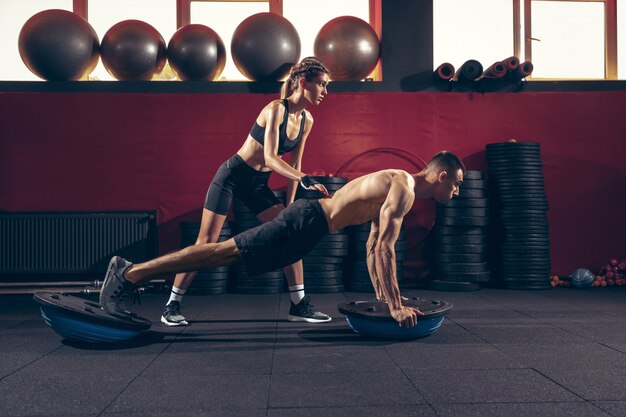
[435,168,464,203]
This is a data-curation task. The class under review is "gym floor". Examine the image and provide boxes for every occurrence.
[2,288,626,417]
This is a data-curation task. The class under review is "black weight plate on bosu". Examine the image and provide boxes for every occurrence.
[436,207,489,217]
[436,234,487,245]
[319,233,350,242]
[305,276,345,286]
[434,253,486,263]
[438,216,489,227]
[428,280,481,292]
[304,270,345,279]
[34,291,151,343]
[438,198,488,208]
[463,171,486,180]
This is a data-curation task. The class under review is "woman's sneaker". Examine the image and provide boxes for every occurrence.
[161,301,188,326]
[288,296,331,323]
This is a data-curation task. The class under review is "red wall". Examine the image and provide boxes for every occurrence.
[1,91,625,279]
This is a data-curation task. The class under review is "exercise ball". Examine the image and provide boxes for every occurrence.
[314,16,380,81]
[101,20,167,81]
[231,13,300,81]
[18,9,99,81]
[571,268,594,288]
[168,24,226,81]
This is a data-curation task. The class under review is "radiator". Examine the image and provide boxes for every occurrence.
[0,212,157,275]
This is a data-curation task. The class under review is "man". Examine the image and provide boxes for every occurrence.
[100,151,465,328]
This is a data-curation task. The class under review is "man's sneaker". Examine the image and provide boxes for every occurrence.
[161,301,188,326]
[99,256,137,316]
[287,296,332,323]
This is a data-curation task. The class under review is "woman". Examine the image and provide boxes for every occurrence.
[161,57,332,326]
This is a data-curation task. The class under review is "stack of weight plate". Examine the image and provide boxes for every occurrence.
[231,190,286,294]
[349,222,407,293]
[430,170,490,291]
[296,176,349,293]
[486,141,551,289]
[180,221,231,295]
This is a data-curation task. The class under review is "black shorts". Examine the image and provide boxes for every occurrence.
[204,154,281,215]
[234,199,329,276]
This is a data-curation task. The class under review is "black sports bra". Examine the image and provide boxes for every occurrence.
[249,99,306,155]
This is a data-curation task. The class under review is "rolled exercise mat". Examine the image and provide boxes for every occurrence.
[451,59,483,82]
[433,62,455,81]
[509,61,533,79]
[476,61,507,81]
[501,56,520,72]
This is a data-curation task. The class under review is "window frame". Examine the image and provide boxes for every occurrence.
[515,0,617,79]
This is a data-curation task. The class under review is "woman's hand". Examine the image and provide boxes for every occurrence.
[300,176,332,198]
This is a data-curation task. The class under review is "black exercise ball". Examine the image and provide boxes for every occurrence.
[231,12,300,81]
[18,9,99,81]
[314,16,380,81]
[101,20,167,81]
[168,24,226,81]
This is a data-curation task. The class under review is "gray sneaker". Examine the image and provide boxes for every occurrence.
[287,296,332,323]
[99,256,137,316]
[161,301,188,326]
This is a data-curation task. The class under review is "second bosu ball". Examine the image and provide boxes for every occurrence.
[168,24,226,81]
[18,9,100,81]
[231,13,301,81]
[314,16,380,81]
[101,20,167,81]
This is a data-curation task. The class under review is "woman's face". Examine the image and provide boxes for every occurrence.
[302,73,329,105]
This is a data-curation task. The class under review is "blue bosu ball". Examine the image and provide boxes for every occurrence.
[337,298,452,339]
[34,291,151,343]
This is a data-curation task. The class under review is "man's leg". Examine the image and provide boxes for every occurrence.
[100,239,240,316]
[256,205,331,323]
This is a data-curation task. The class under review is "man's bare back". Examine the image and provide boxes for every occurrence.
[319,169,415,231]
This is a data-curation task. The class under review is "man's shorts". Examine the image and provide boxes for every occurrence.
[233,199,329,275]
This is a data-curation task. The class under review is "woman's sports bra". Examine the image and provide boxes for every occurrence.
[249,99,306,155]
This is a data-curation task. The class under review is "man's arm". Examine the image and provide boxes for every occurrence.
[374,176,422,327]
[365,218,383,300]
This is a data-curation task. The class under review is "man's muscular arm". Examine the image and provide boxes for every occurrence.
[365,218,383,300]
[373,176,423,327]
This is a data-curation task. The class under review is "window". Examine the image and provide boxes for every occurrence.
[524,0,610,79]
[0,0,73,81]
[433,0,515,74]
